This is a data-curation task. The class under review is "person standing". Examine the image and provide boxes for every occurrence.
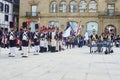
[55,27,60,52]
[51,27,56,52]
[33,24,40,55]
[47,27,52,52]
[8,22,17,57]
[40,28,45,53]
[21,22,29,57]
[0,27,3,54]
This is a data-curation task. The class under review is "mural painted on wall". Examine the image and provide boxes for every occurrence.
[87,22,98,36]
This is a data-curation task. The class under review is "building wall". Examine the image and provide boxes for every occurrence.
[0,0,13,29]
[19,0,120,35]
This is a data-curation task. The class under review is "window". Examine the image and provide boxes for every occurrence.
[89,0,97,12]
[5,15,9,21]
[68,21,78,32]
[32,5,37,16]
[0,2,3,12]
[70,0,77,13]
[50,1,58,13]
[107,4,115,16]
[30,22,37,32]
[79,0,87,12]
[5,4,9,13]
[87,22,98,36]
[60,1,67,13]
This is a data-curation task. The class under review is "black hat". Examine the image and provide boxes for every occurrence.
[22,22,27,28]
[10,22,14,28]
[35,24,39,29]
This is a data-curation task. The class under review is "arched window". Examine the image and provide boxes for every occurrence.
[5,4,9,13]
[87,22,98,36]
[68,21,78,32]
[69,0,77,13]
[79,0,87,12]
[0,2,4,12]
[60,1,67,13]
[50,1,58,13]
[89,0,97,12]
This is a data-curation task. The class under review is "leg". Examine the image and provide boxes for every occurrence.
[22,47,28,57]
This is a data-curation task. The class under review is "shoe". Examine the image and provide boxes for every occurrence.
[19,48,22,51]
[34,53,39,55]
[21,53,24,55]
[8,53,15,57]
[22,56,28,58]
[55,50,58,52]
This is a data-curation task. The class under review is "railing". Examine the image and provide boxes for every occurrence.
[105,0,117,3]
[98,11,120,16]
[26,12,40,17]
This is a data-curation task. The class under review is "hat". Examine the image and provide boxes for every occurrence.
[35,24,39,29]
[10,21,14,28]
[22,22,27,28]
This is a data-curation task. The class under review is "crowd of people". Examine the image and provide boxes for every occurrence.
[0,22,64,57]
[0,22,120,57]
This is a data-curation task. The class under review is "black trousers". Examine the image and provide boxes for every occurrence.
[48,45,51,51]
[51,46,56,52]
[40,47,44,53]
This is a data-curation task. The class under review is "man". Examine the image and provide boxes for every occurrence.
[55,27,60,52]
[33,24,40,55]
[0,27,3,54]
[2,28,9,48]
[47,27,52,51]
[18,28,23,51]
[40,28,45,53]
[51,27,56,52]
[21,22,29,57]
[8,22,17,57]
[90,30,98,53]
[28,27,33,53]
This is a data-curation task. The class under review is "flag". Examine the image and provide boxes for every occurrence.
[75,21,82,35]
[63,22,71,37]
[27,19,31,27]
[38,21,40,27]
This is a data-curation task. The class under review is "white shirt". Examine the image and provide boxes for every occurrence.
[22,31,28,40]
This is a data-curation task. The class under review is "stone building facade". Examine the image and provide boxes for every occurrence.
[19,0,120,35]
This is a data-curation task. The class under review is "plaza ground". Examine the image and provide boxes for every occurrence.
[0,46,120,80]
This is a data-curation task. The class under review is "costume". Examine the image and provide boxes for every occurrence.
[8,22,16,57]
[33,24,40,55]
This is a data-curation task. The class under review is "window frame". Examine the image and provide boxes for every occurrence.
[69,0,77,13]
[79,0,87,12]
[50,1,58,13]
[88,0,97,12]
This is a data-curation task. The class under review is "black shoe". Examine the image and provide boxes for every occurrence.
[19,48,22,51]
[22,56,28,58]
[21,53,24,55]
[105,51,108,54]
[34,53,39,55]
[55,50,58,52]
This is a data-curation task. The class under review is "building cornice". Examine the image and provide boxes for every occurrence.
[28,0,40,5]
